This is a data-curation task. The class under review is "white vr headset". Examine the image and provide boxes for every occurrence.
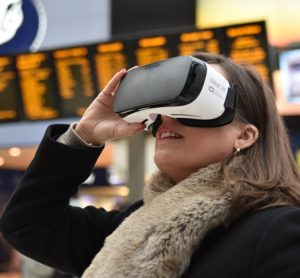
[113,56,237,135]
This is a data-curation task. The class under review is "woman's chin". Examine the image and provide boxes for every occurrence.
[154,152,177,172]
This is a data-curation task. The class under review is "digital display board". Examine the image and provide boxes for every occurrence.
[52,47,96,117]
[133,36,172,66]
[176,29,222,56]
[0,56,21,122]
[222,22,271,84]
[93,41,129,91]
[15,52,59,121]
[0,21,274,123]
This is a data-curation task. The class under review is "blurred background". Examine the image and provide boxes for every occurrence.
[0,0,300,277]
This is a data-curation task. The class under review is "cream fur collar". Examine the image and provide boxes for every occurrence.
[83,162,235,278]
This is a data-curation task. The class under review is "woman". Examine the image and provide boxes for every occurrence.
[1,52,300,278]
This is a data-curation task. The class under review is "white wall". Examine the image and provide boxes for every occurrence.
[40,0,111,50]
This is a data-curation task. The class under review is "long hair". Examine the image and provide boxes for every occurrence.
[193,52,300,220]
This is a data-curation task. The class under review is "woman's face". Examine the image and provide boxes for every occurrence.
[154,116,242,182]
[154,64,242,183]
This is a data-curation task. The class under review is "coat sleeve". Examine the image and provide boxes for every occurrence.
[0,124,143,276]
[252,206,300,277]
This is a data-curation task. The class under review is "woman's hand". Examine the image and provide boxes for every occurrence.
[75,69,145,145]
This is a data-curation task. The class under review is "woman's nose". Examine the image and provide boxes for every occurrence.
[161,115,172,122]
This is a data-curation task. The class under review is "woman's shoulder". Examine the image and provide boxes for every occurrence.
[229,205,300,240]
[247,205,300,276]
[186,205,300,277]
[249,205,300,242]
[240,205,300,228]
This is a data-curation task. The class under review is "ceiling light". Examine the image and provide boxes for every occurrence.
[8,147,21,157]
[0,157,5,166]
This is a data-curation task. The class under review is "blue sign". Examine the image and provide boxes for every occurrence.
[0,0,47,55]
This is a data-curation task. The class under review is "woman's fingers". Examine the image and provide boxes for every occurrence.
[113,122,146,138]
[102,69,127,95]
[77,67,146,143]
[128,65,139,71]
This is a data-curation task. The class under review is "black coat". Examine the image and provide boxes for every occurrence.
[1,125,300,278]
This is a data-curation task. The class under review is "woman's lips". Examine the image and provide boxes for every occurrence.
[157,126,183,140]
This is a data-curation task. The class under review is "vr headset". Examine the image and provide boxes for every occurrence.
[113,56,237,135]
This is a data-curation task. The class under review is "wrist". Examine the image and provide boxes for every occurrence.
[74,123,103,146]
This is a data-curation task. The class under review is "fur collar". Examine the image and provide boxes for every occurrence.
[82,162,236,278]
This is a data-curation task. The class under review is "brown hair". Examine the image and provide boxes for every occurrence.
[193,52,300,219]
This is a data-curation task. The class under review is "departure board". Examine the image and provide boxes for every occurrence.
[93,41,129,91]
[0,21,274,123]
[0,56,21,122]
[133,35,172,66]
[52,47,96,117]
[176,29,222,56]
[222,22,271,83]
[15,52,59,120]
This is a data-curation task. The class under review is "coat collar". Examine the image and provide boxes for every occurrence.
[83,161,239,278]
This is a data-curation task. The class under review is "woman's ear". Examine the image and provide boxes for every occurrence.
[234,124,259,151]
